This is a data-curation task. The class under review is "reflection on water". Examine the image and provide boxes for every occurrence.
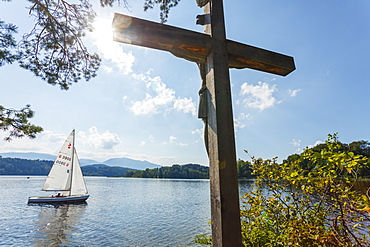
[2,176,364,246]
[238,179,256,196]
[0,177,252,246]
[31,203,86,246]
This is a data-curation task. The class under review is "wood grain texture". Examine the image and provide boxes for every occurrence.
[112,13,295,76]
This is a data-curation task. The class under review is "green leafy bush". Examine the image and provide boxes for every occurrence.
[241,133,370,246]
[196,134,370,246]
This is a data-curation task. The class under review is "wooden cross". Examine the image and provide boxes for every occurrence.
[112,1,295,246]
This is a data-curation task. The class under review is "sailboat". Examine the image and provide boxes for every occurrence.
[28,130,89,203]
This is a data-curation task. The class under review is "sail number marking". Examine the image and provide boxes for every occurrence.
[61,155,72,161]
[55,155,72,166]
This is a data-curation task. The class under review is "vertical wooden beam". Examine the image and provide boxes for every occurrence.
[204,0,242,246]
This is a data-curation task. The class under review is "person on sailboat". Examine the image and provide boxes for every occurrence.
[28,130,89,203]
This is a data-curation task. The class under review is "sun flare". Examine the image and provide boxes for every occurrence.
[91,16,134,74]
[91,17,115,48]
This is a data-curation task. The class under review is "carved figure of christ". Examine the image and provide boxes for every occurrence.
[112,1,294,246]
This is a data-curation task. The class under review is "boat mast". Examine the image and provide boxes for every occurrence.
[69,129,75,196]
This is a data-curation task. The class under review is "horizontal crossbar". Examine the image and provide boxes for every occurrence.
[112,13,295,76]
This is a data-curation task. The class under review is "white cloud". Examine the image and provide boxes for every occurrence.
[169,136,177,143]
[173,97,196,116]
[91,17,134,74]
[290,139,302,153]
[240,81,278,110]
[290,139,301,147]
[288,89,302,97]
[234,118,245,131]
[234,113,252,131]
[102,65,113,73]
[132,72,149,82]
[130,72,196,116]
[0,129,69,154]
[131,93,160,115]
[163,135,188,146]
[291,139,325,154]
[192,128,202,136]
[139,135,156,146]
[307,140,324,149]
[192,127,204,143]
[78,126,121,150]
[149,135,155,142]
[41,130,66,143]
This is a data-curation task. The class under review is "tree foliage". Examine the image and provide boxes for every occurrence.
[283,138,370,178]
[1,0,181,88]
[0,156,53,175]
[0,19,18,66]
[0,0,182,140]
[0,156,135,176]
[81,164,135,176]
[143,0,181,23]
[237,159,254,179]
[195,134,370,246]
[125,163,209,179]
[0,156,256,179]
[240,133,370,246]
[125,162,255,179]
[0,105,43,141]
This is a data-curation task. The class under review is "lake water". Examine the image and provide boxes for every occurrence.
[0,176,254,246]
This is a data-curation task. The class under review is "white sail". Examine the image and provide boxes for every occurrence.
[28,129,89,204]
[42,131,75,191]
[70,148,88,195]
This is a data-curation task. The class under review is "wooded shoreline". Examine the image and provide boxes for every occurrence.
[0,156,255,179]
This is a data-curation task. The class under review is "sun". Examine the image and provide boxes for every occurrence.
[89,15,135,74]
[91,17,115,49]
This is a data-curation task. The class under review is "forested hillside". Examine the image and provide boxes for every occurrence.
[0,156,135,177]
[124,160,254,179]
[0,157,53,175]
[283,140,370,178]
[125,164,209,179]
[82,164,134,176]
[0,156,256,179]
[2,139,369,179]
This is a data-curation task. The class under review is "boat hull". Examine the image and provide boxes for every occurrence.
[28,195,89,204]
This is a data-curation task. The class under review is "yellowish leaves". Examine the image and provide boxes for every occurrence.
[365,207,370,213]
[241,133,370,246]
[362,194,369,202]
[290,171,299,178]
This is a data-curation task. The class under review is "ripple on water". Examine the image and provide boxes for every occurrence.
[1,177,216,246]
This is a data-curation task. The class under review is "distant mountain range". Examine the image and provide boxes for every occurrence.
[0,152,161,170]
[0,152,56,161]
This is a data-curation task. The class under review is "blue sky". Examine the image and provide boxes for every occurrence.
[1,1,370,166]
